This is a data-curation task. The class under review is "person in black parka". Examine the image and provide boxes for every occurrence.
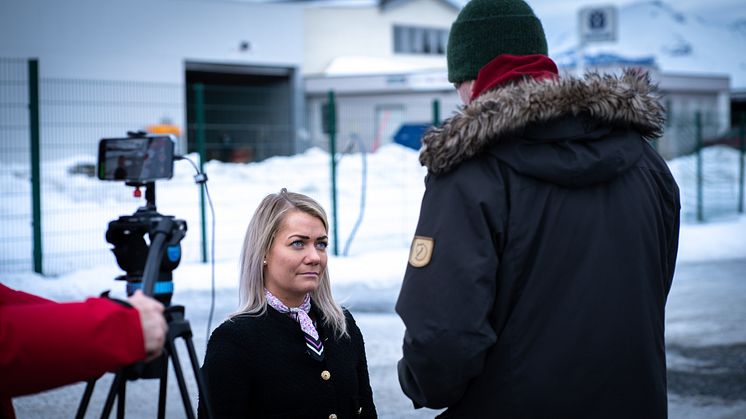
[200,189,377,418]
[396,1,680,418]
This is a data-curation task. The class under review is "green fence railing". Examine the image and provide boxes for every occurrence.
[29,59,42,273]
[0,58,34,273]
[0,58,188,275]
[667,111,746,223]
[1,58,744,275]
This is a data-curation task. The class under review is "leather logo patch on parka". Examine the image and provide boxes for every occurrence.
[408,236,434,268]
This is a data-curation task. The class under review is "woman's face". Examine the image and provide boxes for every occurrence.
[264,210,328,307]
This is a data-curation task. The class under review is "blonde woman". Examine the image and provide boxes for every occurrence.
[200,189,376,418]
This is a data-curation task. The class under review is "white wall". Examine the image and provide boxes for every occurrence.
[0,0,304,82]
[306,90,461,152]
[0,0,306,159]
[303,0,457,75]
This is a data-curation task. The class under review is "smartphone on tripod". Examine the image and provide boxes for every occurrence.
[97,135,175,182]
[76,132,212,419]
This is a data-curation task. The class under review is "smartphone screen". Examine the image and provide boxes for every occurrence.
[97,135,175,181]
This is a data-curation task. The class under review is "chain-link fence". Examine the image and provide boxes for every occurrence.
[181,81,300,264]
[0,58,32,272]
[1,57,744,276]
[665,111,746,222]
[309,93,442,256]
[0,58,189,275]
[186,82,295,163]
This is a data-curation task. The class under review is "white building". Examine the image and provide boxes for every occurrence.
[0,0,307,161]
[303,0,460,76]
[0,0,734,161]
[304,0,733,158]
[559,56,731,158]
[302,0,461,152]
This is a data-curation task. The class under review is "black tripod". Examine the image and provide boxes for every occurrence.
[75,183,213,419]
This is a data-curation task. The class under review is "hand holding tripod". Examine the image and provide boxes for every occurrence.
[75,182,213,419]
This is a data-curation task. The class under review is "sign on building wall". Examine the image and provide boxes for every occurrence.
[578,6,618,45]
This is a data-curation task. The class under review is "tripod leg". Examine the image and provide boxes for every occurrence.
[184,335,213,419]
[157,354,169,419]
[101,372,125,419]
[76,379,97,419]
[116,381,126,419]
[167,338,197,419]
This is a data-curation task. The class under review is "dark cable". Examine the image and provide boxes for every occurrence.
[176,155,217,348]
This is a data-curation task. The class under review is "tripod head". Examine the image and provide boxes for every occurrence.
[80,133,211,419]
[105,186,187,305]
[97,131,185,305]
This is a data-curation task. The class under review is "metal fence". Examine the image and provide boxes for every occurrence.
[666,111,746,222]
[1,57,744,275]
[312,92,437,257]
[0,58,189,275]
[0,58,32,272]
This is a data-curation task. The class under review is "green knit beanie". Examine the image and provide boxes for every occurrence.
[447,0,548,83]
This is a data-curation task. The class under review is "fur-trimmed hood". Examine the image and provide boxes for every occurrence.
[420,69,665,174]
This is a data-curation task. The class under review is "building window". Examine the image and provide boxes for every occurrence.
[394,25,448,55]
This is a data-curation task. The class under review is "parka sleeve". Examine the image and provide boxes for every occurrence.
[396,161,505,409]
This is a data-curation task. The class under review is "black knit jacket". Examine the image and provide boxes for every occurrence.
[199,304,377,418]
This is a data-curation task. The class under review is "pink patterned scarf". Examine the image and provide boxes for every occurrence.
[264,289,324,361]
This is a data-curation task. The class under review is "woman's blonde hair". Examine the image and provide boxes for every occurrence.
[234,188,348,338]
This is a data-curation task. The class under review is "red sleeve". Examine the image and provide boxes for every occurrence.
[0,289,146,397]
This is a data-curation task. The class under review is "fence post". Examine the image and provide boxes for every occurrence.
[695,112,704,222]
[194,83,208,263]
[432,98,440,127]
[28,59,43,274]
[327,91,339,256]
[739,112,745,214]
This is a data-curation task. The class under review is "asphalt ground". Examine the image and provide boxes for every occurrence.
[664,258,746,419]
[11,258,746,418]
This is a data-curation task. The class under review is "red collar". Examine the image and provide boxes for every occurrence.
[471,54,559,100]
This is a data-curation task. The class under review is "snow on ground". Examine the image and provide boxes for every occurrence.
[2,143,744,312]
[3,140,745,419]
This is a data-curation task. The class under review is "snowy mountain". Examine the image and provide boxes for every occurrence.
[545,1,746,88]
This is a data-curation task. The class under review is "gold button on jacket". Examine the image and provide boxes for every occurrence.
[328,414,338,419]
[321,370,331,381]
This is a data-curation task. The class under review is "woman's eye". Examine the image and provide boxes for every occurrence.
[290,240,303,248]
[316,242,328,250]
